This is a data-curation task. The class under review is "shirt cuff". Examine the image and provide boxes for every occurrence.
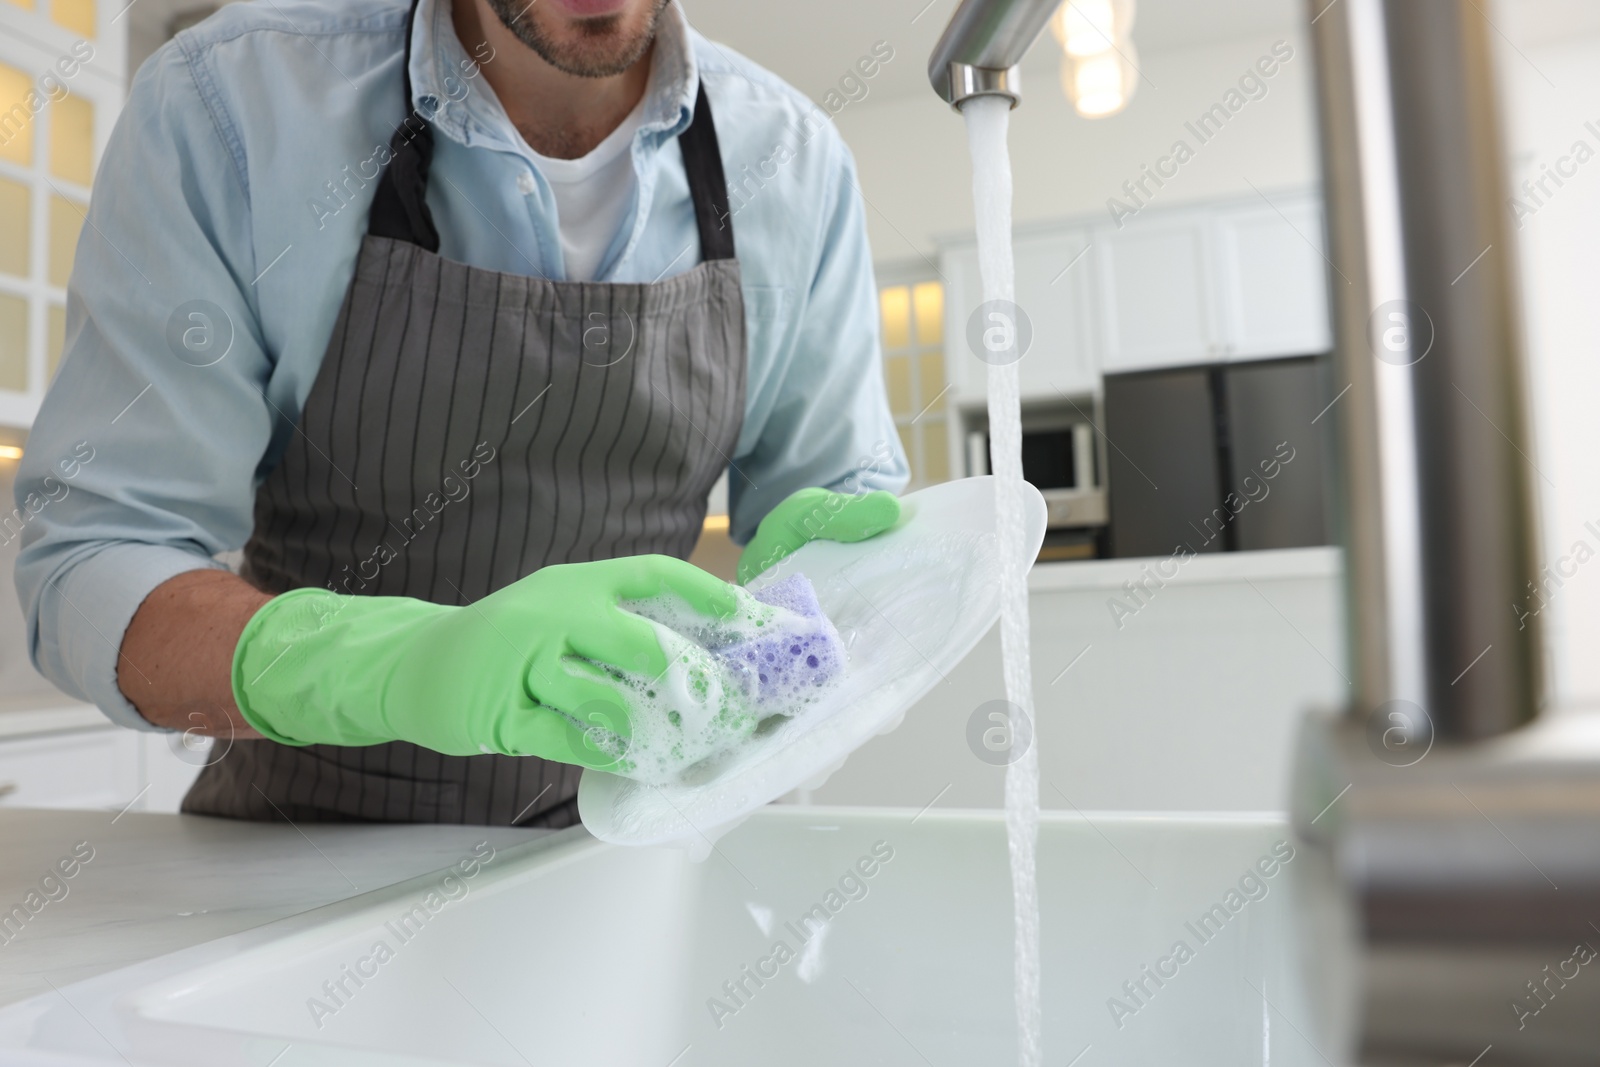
[36,542,227,732]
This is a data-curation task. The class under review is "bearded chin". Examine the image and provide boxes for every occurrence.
[486,0,665,79]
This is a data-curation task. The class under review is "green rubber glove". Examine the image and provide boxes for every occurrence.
[737,488,902,585]
[231,555,739,769]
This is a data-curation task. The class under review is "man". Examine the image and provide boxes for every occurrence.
[13,0,907,826]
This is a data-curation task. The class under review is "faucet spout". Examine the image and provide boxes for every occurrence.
[927,0,1061,109]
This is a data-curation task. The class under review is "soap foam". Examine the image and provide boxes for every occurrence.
[581,575,847,787]
[591,527,998,843]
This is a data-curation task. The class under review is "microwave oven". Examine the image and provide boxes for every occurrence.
[963,405,1108,558]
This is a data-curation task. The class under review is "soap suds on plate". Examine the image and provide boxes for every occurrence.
[581,574,847,787]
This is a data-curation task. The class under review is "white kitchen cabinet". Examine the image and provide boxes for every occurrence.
[1093,212,1219,373]
[1093,193,1331,372]
[940,224,1097,405]
[936,189,1332,411]
[141,731,208,812]
[1014,229,1096,399]
[0,705,203,813]
[1213,192,1333,359]
[807,547,1345,813]
[0,724,142,810]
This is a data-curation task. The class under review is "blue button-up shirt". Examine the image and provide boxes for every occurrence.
[13,0,908,730]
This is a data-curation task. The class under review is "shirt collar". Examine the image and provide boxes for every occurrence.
[409,0,699,152]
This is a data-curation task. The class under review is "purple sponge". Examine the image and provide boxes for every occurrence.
[711,575,844,713]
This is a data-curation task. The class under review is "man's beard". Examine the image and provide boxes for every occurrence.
[484,0,669,78]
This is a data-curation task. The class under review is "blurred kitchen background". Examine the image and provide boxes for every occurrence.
[0,0,1595,817]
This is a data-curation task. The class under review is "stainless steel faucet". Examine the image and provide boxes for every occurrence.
[1316,0,1541,746]
[926,0,1061,109]
[1300,1,1600,1063]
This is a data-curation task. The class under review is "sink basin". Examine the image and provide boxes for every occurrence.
[0,808,1348,1065]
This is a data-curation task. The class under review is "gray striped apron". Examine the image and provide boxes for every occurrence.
[182,45,744,826]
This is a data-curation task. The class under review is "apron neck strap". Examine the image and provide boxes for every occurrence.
[368,114,440,251]
[368,0,440,250]
[367,3,736,264]
[678,81,735,261]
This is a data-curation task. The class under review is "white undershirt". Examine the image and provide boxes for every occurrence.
[525,96,649,283]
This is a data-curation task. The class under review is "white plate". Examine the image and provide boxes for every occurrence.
[577,476,1048,852]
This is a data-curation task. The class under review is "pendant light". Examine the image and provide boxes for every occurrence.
[1051,0,1138,118]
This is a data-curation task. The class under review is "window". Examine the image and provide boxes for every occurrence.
[49,0,95,38]
[878,277,950,490]
[0,0,117,425]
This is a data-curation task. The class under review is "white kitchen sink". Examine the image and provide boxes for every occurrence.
[0,808,1349,1066]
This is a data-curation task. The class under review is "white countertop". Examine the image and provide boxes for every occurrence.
[0,808,547,1007]
[0,702,109,741]
[1028,544,1340,593]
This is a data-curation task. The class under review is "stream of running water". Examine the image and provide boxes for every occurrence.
[963,94,1042,1067]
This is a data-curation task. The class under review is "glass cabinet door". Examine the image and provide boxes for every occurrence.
[878,278,951,490]
[0,0,123,428]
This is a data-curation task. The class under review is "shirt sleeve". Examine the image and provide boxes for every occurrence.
[726,133,910,545]
[12,42,276,730]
